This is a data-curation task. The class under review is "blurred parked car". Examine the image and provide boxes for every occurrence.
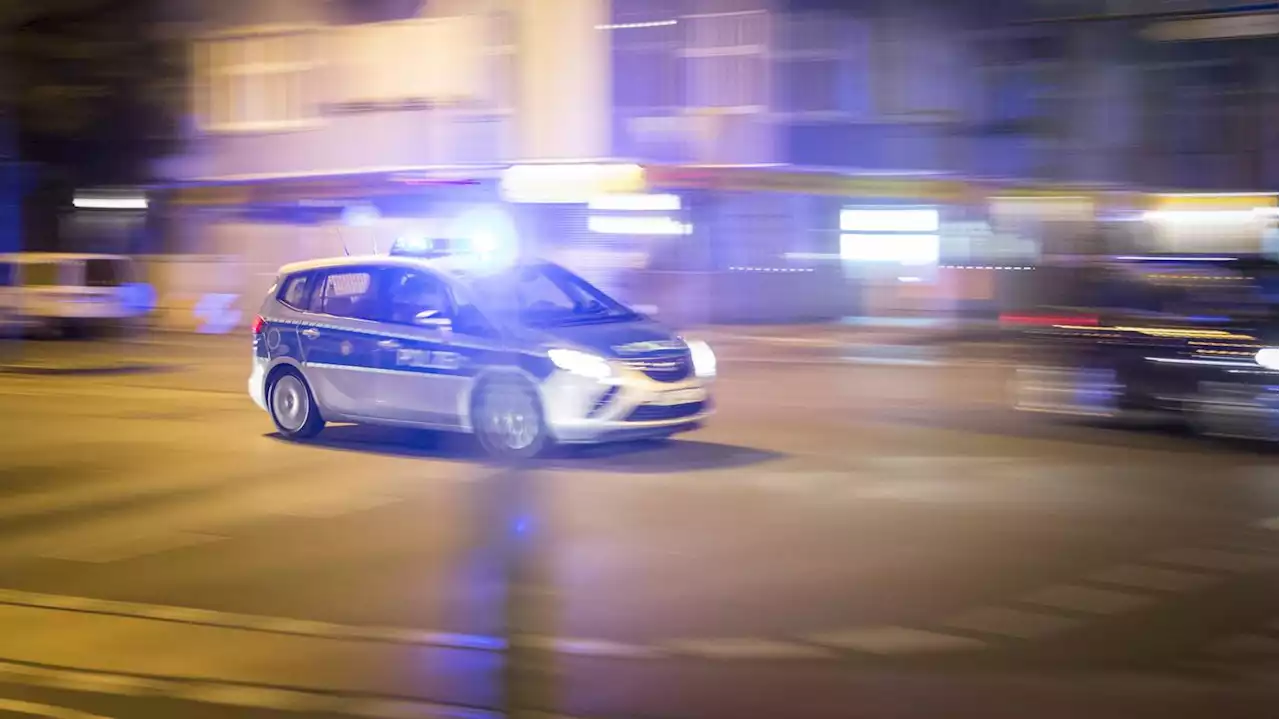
[0,253,150,338]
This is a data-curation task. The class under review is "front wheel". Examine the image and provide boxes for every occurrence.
[473,376,548,461]
[269,369,325,439]
[1184,381,1276,441]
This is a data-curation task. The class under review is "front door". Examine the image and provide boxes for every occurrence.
[375,268,472,426]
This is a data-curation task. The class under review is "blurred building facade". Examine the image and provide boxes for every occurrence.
[611,0,1277,188]
[158,0,1279,190]
[138,0,1276,330]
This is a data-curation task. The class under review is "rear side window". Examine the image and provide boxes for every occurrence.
[312,269,379,320]
[85,259,127,287]
[277,272,313,311]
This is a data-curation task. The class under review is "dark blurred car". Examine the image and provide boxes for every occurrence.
[1011,255,1278,441]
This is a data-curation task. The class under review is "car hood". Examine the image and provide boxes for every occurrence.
[525,319,685,358]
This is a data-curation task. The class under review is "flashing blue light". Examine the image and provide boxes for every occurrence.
[471,229,498,256]
[449,206,518,264]
[387,207,519,264]
[119,282,157,316]
[394,235,430,254]
[194,293,241,334]
[391,235,459,258]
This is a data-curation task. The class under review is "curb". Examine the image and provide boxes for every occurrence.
[0,363,176,377]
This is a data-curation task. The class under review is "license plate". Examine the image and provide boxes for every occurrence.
[652,387,705,406]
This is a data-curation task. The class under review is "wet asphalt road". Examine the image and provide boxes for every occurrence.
[0,337,1272,718]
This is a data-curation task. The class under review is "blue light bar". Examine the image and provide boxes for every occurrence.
[391,236,455,257]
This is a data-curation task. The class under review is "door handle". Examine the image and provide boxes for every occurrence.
[300,328,320,339]
[377,339,401,349]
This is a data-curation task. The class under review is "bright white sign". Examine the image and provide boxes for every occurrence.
[841,208,939,233]
[588,194,681,211]
[588,216,691,236]
[840,233,940,265]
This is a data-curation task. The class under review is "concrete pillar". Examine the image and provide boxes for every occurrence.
[512,0,610,161]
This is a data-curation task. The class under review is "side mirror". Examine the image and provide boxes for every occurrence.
[414,311,452,330]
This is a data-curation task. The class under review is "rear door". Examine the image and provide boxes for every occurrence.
[261,271,314,363]
[296,266,385,418]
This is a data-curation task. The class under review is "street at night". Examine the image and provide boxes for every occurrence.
[0,336,1272,718]
[0,0,1276,716]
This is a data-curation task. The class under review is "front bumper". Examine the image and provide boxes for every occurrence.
[1014,364,1278,441]
[1185,380,1279,441]
[541,366,714,444]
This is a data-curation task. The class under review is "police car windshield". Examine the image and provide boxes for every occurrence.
[469,262,639,328]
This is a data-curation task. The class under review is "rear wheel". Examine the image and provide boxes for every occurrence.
[474,376,548,461]
[269,369,324,439]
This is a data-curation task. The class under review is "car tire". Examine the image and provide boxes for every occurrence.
[473,375,548,461]
[268,368,325,440]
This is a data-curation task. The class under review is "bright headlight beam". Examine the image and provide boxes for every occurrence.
[547,348,612,380]
[687,340,716,378]
[1256,348,1280,370]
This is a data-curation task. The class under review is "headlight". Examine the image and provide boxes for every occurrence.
[547,348,612,380]
[1255,347,1279,370]
[687,339,716,378]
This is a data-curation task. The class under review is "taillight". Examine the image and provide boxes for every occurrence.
[251,315,266,335]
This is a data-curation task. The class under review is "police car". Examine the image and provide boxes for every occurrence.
[248,239,716,458]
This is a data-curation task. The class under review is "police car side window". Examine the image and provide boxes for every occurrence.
[382,270,454,325]
[313,269,380,320]
[277,272,312,311]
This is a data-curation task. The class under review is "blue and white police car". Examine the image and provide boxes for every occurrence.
[248,240,715,458]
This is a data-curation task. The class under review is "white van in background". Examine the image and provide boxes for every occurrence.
[0,253,149,337]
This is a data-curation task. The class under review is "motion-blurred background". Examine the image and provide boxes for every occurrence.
[0,0,1276,332]
[0,2,1275,719]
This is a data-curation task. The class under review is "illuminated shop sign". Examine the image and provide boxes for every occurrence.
[500,163,647,204]
[587,194,689,236]
[839,207,941,266]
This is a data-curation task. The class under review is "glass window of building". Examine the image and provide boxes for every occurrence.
[194,30,321,132]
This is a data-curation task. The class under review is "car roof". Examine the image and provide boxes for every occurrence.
[278,254,537,280]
